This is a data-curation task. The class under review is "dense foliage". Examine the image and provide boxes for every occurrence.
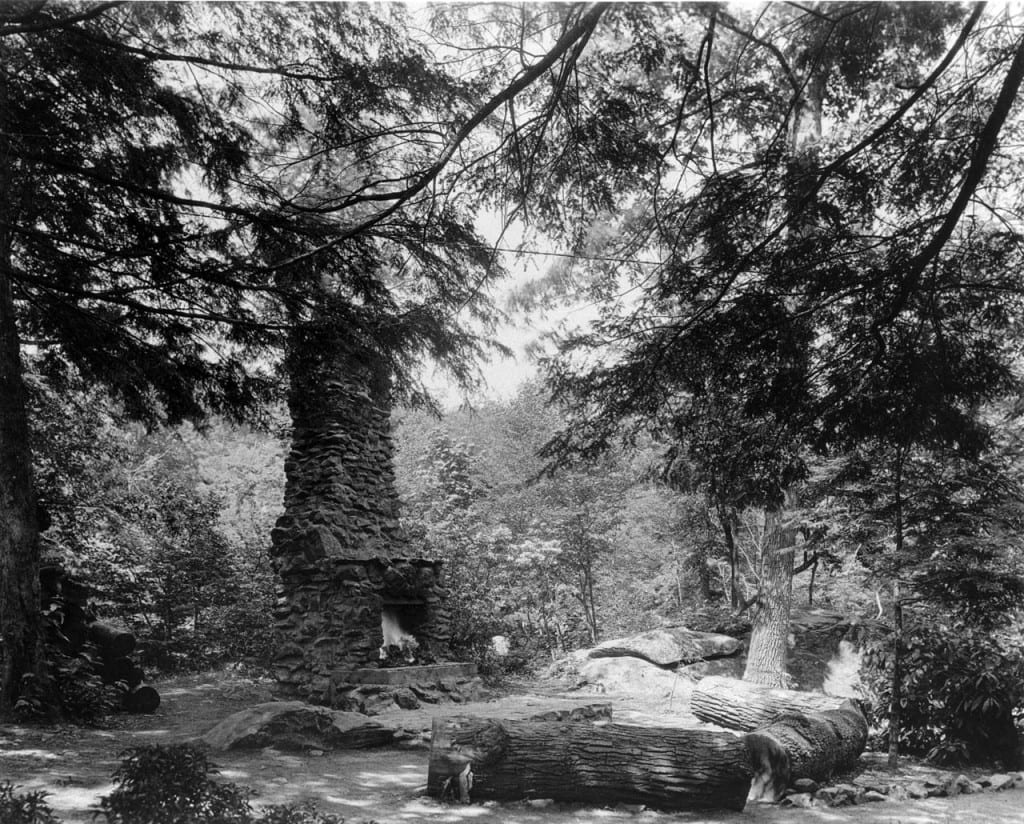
[0,783,61,824]
[27,367,280,671]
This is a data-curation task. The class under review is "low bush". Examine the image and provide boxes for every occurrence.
[95,744,370,824]
[0,783,61,824]
[97,744,252,824]
[862,618,1024,768]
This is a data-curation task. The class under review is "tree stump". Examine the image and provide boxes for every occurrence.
[744,701,868,802]
[691,675,852,731]
[428,716,751,811]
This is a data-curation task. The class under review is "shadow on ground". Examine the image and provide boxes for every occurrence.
[1,672,1020,824]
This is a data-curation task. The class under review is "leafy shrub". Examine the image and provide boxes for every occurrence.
[15,613,125,723]
[0,783,61,824]
[259,803,345,824]
[863,618,1024,767]
[96,745,362,824]
[51,649,125,723]
[97,744,252,824]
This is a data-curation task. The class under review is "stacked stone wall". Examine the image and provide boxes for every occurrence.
[273,558,451,701]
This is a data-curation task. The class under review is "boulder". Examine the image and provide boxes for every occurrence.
[588,629,683,666]
[982,773,1020,791]
[576,656,692,700]
[666,627,743,661]
[202,701,395,751]
[588,627,741,667]
[792,778,820,793]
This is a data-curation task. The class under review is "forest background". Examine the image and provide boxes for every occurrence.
[2,0,1024,774]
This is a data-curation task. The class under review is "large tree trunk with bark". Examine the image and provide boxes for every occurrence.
[743,507,795,686]
[428,716,752,811]
[0,69,48,715]
[691,675,852,731]
[0,242,47,715]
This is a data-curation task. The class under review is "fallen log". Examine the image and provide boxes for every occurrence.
[124,685,160,714]
[428,716,751,811]
[99,657,146,689]
[745,701,868,802]
[691,676,852,731]
[88,622,136,659]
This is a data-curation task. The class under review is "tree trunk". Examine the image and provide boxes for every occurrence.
[713,496,738,607]
[428,716,752,811]
[741,37,829,689]
[743,507,795,686]
[691,675,852,731]
[745,701,868,802]
[888,446,906,769]
[0,210,47,715]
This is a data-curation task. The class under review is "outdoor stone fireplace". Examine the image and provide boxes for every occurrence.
[270,341,478,711]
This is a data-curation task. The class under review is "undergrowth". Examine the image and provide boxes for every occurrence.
[2,744,377,824]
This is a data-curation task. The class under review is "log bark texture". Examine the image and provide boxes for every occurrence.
[428,716,751,811]
[745,701,868,802]
[691,675,851,731]
[124,685,160,714]
[88,622,136,659]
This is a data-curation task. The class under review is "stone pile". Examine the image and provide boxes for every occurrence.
[780,770,1024,808]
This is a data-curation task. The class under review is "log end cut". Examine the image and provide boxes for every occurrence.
[744,700,868,803]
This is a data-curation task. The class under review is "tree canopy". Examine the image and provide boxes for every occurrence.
[0,0,607,711]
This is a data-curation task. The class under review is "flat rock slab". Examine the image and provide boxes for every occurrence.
[336,662,478,686]
[201,701,395,751]
[588,627,741,667]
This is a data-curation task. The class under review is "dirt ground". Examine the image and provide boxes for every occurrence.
[1,671,1021,824]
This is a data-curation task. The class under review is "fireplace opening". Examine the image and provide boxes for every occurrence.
[380,600,432,667]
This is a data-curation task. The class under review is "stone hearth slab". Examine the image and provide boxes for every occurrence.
[336,662,478,686]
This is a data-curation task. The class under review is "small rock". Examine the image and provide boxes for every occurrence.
[983,773,1017,791]
[906,781,929,800]
[862,790,888,803]
[855,779,891,795]
[781,793,815,808]
[954,775,981,794]
[393,687,420,710]
[793,778,819,793]
[616,803,645,813]
[309,749,324,757]
[526,798,554,808]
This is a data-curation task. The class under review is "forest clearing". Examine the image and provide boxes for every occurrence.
[2,670,1022,823]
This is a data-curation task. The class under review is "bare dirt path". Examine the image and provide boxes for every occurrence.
[1,672,1020,824]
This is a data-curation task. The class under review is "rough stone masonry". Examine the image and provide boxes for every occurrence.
[270,342,453,706]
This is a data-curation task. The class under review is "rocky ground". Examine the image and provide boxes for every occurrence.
[1,669,1021,824]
